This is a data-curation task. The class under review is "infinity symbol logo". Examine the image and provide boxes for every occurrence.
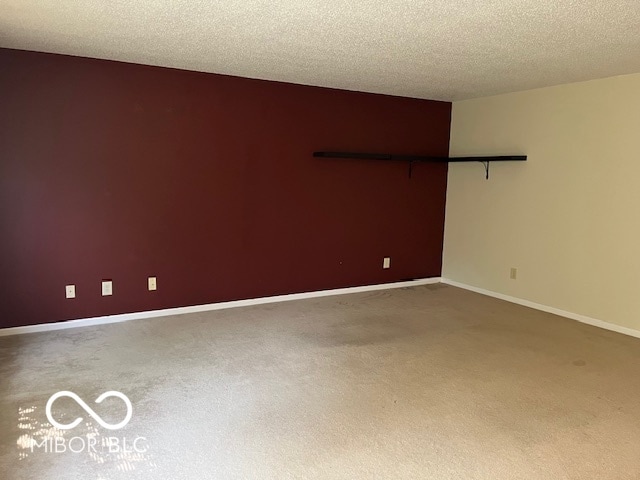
[46,391,133,430]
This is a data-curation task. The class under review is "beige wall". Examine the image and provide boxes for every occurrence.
[444,73,640,331]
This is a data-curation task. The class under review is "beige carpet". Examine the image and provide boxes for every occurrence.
[2,284,640,479]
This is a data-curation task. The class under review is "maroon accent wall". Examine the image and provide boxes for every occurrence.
[0,48,450,328]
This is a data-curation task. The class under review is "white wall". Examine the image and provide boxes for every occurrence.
[444,73,640,331]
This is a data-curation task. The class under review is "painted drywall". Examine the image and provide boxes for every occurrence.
[444,73,640,330]
[0,49,450,328]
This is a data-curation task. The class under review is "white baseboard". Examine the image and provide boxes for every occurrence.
[441,278,640,340]
[8,276,636,341]
[0,277,441,337]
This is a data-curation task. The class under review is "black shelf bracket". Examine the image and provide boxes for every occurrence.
[481,161,490,180]
[313,151,527,180]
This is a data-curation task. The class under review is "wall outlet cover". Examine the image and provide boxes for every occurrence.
[102,280,113,296]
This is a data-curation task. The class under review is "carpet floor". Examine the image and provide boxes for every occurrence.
[2,284,640,479]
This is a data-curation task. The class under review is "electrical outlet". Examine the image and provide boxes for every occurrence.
[65,285,76,299]
[510,268,517,280]
[148,276,157,291]
[102,280,113,296]
[383,257,391,269]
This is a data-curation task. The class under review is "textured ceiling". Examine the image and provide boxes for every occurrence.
[1,1,640,101]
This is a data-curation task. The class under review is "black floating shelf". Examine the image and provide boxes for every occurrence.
[313,151,527,179]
